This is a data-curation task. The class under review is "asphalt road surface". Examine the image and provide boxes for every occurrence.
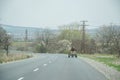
[0,54,108,80]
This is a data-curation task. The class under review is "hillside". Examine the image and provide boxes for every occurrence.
[1,24,98,41]
[1,24,43,41]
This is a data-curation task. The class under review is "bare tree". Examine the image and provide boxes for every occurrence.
[42,28,53,46]
[0,26,11,55]
[96,24,120,57]
[34,28,55,53]
[3,34,11,55]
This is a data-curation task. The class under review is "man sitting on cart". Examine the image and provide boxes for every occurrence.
[68,46,77,58]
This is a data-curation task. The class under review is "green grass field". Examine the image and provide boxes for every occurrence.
[80,54,120,71]
[12,41,32,47]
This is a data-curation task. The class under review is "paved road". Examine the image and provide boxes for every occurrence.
[0,54,107,80]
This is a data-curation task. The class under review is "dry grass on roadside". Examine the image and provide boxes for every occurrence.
[80,54,120,71]
[0,53,32,63]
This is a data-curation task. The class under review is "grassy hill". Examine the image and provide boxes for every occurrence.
[1,24,98,41]
[1,24,58,41]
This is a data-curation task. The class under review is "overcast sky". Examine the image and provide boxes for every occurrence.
[0,0,120,29]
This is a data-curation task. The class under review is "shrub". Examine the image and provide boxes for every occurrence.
[34,44,47,53]
[16,47,28,51]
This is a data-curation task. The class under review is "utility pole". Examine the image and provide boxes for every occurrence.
[80,20,88,53]
[25,29,28,42]
[24,29,28,51]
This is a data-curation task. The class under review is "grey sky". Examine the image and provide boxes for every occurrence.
[0,0,120,29]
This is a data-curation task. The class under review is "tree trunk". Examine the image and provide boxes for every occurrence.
[118,50,120,58]
[5,46,9,56]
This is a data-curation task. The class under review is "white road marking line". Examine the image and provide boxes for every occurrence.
[43,64,47,66]
[33,68,39,72]
[18,77,24,80]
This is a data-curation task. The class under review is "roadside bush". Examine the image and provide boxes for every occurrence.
[16,47,28,51]
[58,39,71,54]
[58,48,70,54]
[34,44,47,53]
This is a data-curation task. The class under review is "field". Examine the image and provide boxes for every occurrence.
[80,54,120,71]
[0,41,33,63]
[0,52,32,63]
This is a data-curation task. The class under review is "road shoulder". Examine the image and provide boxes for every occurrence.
[80,57,120,80]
